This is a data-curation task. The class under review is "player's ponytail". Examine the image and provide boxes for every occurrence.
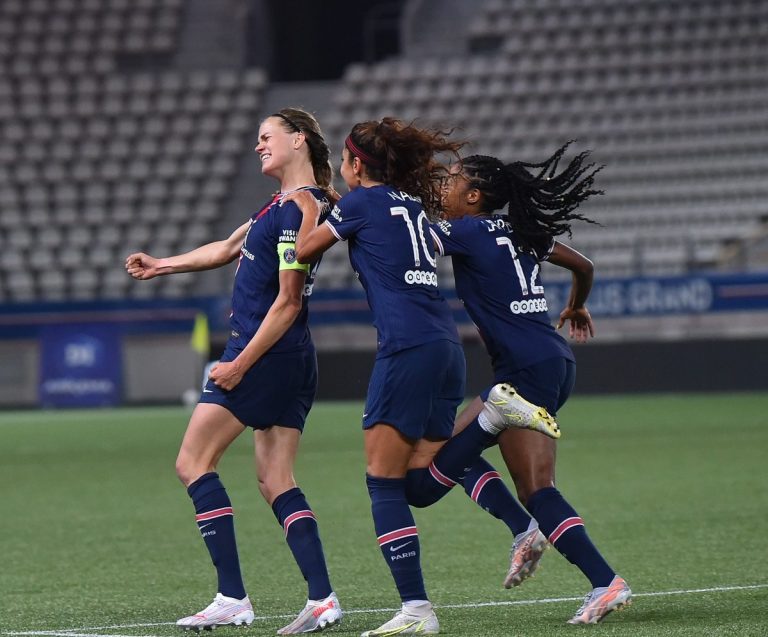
[345,118,463,218]
[461,141,603,256]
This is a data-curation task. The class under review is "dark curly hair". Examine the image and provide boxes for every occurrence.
[460,141,603,256]
[345,117,464,219]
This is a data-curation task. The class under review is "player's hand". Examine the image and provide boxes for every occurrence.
[557,306,594,343]
[125,252,159,280]
[281,190,322,218]
[208,360,245,391]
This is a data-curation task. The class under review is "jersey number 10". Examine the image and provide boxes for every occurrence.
[390,206,437,268]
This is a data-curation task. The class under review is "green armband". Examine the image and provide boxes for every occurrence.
[277,242,309,272]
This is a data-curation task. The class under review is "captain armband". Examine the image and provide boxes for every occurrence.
[277,242,310,272]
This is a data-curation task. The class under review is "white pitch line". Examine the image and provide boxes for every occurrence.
[5,583,767,637]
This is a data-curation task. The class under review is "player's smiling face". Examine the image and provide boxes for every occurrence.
[340,147,358,191]
[255,117,298,179]
[440,163,475,219]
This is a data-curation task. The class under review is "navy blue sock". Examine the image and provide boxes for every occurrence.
[404,466,453,508]
[187,472,246,599]
[464,458,533,536]
[272,487,332,600]
[424,418,497,488]
[366,474,427,602]
[527,487,615,588]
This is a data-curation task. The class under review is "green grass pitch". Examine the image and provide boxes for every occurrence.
[2,393,767,636]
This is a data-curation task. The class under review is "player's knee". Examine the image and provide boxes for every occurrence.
[258,473,294,504]
[175,455,208,487]
[175,458,194,486]
[514,475,554,506]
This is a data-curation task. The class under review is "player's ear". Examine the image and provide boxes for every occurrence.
[466,187,481,205]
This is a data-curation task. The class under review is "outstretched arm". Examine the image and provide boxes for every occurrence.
[547,241,594,343]
[125,220,251,280]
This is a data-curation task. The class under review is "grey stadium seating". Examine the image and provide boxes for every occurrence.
[327,0,768,281]
[0,0,265,301]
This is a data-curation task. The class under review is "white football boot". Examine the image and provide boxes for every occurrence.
[277,592,342,634]
[481,384,560,439]
[504,527,548,588]
[567,576,632,624]
[176,593,254,631]
[360,601,439,636]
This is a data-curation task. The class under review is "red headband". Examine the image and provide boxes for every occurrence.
[345,135,385,169]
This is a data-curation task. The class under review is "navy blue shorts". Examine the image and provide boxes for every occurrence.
[481,357,576,417]
[199,343,317,431]
[363,340,466,441]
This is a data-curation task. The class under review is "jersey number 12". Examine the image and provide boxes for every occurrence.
[496,236,543,296]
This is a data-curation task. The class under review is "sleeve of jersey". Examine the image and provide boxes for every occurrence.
[277,203,310,273]
[538,237,557,261]
[429,219,469,256]
[323,194,365,241]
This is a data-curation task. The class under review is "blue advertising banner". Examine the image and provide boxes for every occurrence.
[1,272,766,340]
[306,271,768,324]
[543,272,768,318]
[39,324,122,407]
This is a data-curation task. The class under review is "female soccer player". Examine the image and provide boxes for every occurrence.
[287,118,559,636]
[125,108,343,635]
[431,143,632,624]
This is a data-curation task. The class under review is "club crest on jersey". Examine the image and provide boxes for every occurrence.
[283,248,297,264]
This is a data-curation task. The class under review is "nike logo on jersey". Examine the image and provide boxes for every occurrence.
[203,389,214,393]
[389,541,413,552]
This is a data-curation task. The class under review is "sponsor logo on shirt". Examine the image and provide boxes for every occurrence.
[435,220,452,235]
[510,298,548,314]
[330,205,343,222]
[279,229,298,242]
[241,246,255,261]
[404,270,438,286]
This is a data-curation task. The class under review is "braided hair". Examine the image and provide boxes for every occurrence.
[461,141,603,256]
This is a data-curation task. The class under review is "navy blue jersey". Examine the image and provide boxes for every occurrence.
[229,187,327,353]
[325,185,459,357]
[430,214,574,374]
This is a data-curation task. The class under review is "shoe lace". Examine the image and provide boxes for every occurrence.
[574,591,594,615]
